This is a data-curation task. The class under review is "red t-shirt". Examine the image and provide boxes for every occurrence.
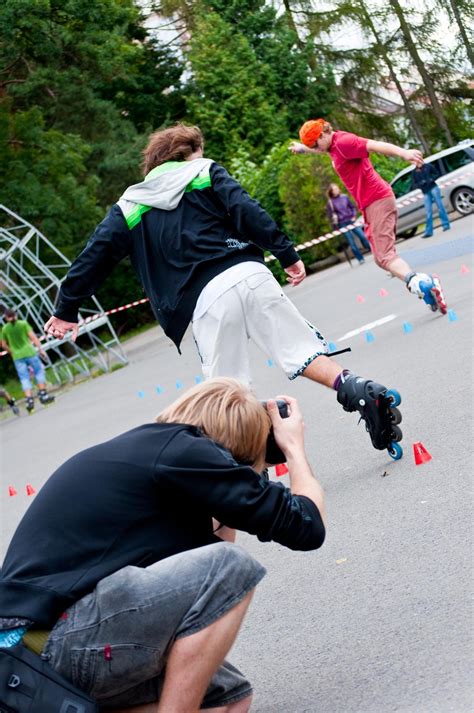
[329,131,393,210]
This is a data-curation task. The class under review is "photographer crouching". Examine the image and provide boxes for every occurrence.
[0,378,326,713]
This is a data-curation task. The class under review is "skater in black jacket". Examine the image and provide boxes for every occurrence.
[44,123,403,459]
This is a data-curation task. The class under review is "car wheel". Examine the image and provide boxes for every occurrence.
[452,187,474,215]
[398,227,417,239]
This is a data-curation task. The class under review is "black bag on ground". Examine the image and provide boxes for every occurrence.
[0,643,98,713]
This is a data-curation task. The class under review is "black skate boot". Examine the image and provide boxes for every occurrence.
[38,389,55,406]
[336,374,403,460]
[26,396,35,414]
[7,398,20,416]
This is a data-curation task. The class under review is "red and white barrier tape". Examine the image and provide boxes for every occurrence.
[1,170,471,356]
[0,298,150,356]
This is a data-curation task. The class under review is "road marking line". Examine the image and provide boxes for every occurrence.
[338,314,397,341]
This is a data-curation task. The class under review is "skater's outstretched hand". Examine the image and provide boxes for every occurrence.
[266,396,305,458]
[403,148,424,167]
[44,316,79,342]
[289,141,312,154]
[285,260,306,286]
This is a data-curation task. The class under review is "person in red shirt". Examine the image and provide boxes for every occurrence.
[290,119,448,314]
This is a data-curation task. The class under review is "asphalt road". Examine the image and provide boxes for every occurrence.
[1,215,473,712]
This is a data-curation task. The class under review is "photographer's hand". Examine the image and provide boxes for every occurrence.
[267,397,327,527]
[266,396,305,457]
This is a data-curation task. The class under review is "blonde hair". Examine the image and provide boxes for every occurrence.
[142,123,204,175]
[155,378,271,472]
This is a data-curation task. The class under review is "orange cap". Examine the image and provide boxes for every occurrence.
[299,119,325,147]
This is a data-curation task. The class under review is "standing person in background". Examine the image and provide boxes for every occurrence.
[410,163,451,238]
[290,119,448,314]
[326,183,371,265]
[0,309,54,413]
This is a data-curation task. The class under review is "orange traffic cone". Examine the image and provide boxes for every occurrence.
[26,484,36,496]
[275,463,289,477]
[8,486,17,497]
[460,264,470,274]
[379,288,389,297]
[413,442,432,466]
[356,294,365,303]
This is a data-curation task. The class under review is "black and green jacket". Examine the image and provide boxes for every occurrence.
[54,160,299,350]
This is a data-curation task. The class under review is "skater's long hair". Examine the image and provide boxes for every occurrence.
[155,378,271,472]
[142,124,204,175]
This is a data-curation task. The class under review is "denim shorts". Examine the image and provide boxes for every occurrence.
[41,542,266,710]
[14,355,45,391]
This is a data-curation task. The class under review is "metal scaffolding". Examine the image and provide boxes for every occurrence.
[0,204,128,384]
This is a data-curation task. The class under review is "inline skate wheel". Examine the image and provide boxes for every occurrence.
[388,442,403,460]
[389,407,402,425]
[390,425,403,443]
[385,389,401,407]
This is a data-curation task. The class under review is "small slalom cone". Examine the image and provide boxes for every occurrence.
[137,390,145,398]
[175,380,183,390]
[275,463,289,477]
[356,294,365,304]
[267,358,275,367]
[447,309,458,322]
[403,321,413,334]
[379,288,389,297]
[328,341,337,353]
[8,486,17,497]
[460,264,470,274]
[26,484,36,496]
[365,331,375,343]
[156,385,164,394]
[195,375,203,384]
[413,442,432,466]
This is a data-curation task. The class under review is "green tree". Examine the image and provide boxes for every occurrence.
[0,0,184,238]
[186,11,287,164]
[0,103,102,256]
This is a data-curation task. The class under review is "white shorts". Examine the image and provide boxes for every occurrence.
[192,272,328,385]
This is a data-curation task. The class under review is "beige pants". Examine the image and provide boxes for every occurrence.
[192,272,328,385]
[364,195,398,270]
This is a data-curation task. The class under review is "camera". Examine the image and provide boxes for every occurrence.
[261,399,289,465]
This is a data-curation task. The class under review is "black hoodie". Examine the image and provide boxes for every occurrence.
[54,163,299,351]
[0,424,325,628]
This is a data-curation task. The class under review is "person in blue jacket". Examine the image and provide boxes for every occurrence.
[410,163,450,237]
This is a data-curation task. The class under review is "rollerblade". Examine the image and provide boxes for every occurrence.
[26,396,35,414]
[406,272,447,314]
[336,374,403,460]
[38,389,55,406]
[7,398,20,416]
